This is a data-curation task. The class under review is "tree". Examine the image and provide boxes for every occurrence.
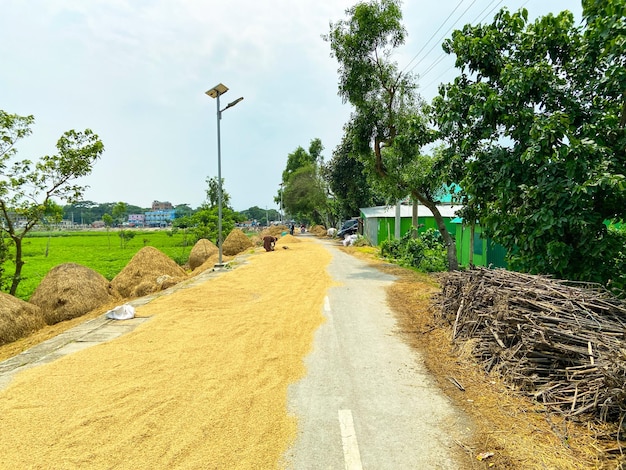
[280,139,333,225]
[112,202,127,227]
[283,164,329,224]
[102,213,113,249]
[42,200,63,257]
[0,110,104,295]
[325,0,458,269]
[206,176,231,209]
[434,3,626,286]
[324,128,386,219]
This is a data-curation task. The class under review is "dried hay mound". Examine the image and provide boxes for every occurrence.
[188,238,218,270]
[276,234,300,245]
[261,225,287,238]
[111,246,187,299]
[309,225,327,236]
[191,254,219,276]
[0,292,45,345]
[222,228,253,256]
[30,263,119,325]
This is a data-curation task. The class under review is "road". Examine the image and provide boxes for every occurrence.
[0,235,472,469]
[286,238,471,469]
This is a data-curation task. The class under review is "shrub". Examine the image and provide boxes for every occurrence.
[380,228,447,272]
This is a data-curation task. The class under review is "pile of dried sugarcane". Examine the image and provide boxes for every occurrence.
[432,267,626,422]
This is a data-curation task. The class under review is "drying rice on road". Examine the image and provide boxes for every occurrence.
[0,238,332,469]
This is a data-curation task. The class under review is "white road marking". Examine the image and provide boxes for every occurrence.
[324,296,331,313]
[338,409,364,470]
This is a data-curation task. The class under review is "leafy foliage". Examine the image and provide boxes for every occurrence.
[380,228,447,272]
[433,2,625,287]
[0,110,104,295]
[325,0,458,269]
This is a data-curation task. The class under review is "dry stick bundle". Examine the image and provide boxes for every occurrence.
[432,267,626,423]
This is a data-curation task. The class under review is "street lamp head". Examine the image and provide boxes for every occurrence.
[222,97,244,112]
[206,83,228,98]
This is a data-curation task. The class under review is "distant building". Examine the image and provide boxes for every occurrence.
[128,214,145,227]
[152,200,173,211]
[145,209,176,227]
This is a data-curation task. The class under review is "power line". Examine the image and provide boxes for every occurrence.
[407,0,479,75]
[401,0,467,74]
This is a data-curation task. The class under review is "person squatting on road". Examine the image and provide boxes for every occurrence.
[263,236,278,251]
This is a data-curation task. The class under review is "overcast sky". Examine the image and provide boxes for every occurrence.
[1,0,582,212]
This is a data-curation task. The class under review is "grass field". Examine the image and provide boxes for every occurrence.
[3,229,196,301]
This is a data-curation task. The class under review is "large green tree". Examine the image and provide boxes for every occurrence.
[434,2,626,286]
[324,128,386,220]
[280,139,333,225]
[325,0,458,269]
[0,110,104,295]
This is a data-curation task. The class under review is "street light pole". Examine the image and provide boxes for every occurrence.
[205,83,243,267]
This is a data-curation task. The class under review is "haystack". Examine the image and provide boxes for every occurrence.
[276,234,301,245]
[188,238,218,270]
[0,292,45,345]
[309,225,327,236]
[111,246,187,299]
[191,254,219,276]
[261,225,288,238]
[29,263,119,325]
[222,228,253,256]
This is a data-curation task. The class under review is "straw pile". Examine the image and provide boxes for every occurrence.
[191,254,219,276]
[432,267,626,422]
[188,238,218,270]
[260,225,288,238]
[0,292,45,345]
[111,246,187,298]
[222,228,253,256]
[276,234,301,245]
[29,263,120,325]
[308,225,327,236]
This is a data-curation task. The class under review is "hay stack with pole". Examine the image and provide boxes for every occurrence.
[111,246,187,299]
[29,263,120,325]
[0,292,46,345]
[188,238,218,270]
[222,228,253,256]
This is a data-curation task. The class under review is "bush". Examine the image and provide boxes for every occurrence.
[380,228,447,272]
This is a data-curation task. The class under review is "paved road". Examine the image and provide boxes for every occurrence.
[286,238,471,469]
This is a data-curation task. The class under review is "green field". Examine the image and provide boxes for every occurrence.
[3,230,195,301]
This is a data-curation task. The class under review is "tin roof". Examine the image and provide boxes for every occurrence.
[360,204,462,219]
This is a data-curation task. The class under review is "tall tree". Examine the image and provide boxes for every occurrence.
[324,127,385,219]
[280,139,333,225]
[325,0,458,269]
[0,110,104,295]
[434,3,626,285]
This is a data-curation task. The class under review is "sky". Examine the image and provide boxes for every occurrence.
[1,0,582,212]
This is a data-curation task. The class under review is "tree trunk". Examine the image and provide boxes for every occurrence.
[412,191,459,271]
[9,237,24,296]
[412,200,418,238]
[469,222,475,266]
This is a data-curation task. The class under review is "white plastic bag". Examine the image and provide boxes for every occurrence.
[105,304,136,320]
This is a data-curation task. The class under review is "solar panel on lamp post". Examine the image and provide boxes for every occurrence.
[205,83,243,267]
